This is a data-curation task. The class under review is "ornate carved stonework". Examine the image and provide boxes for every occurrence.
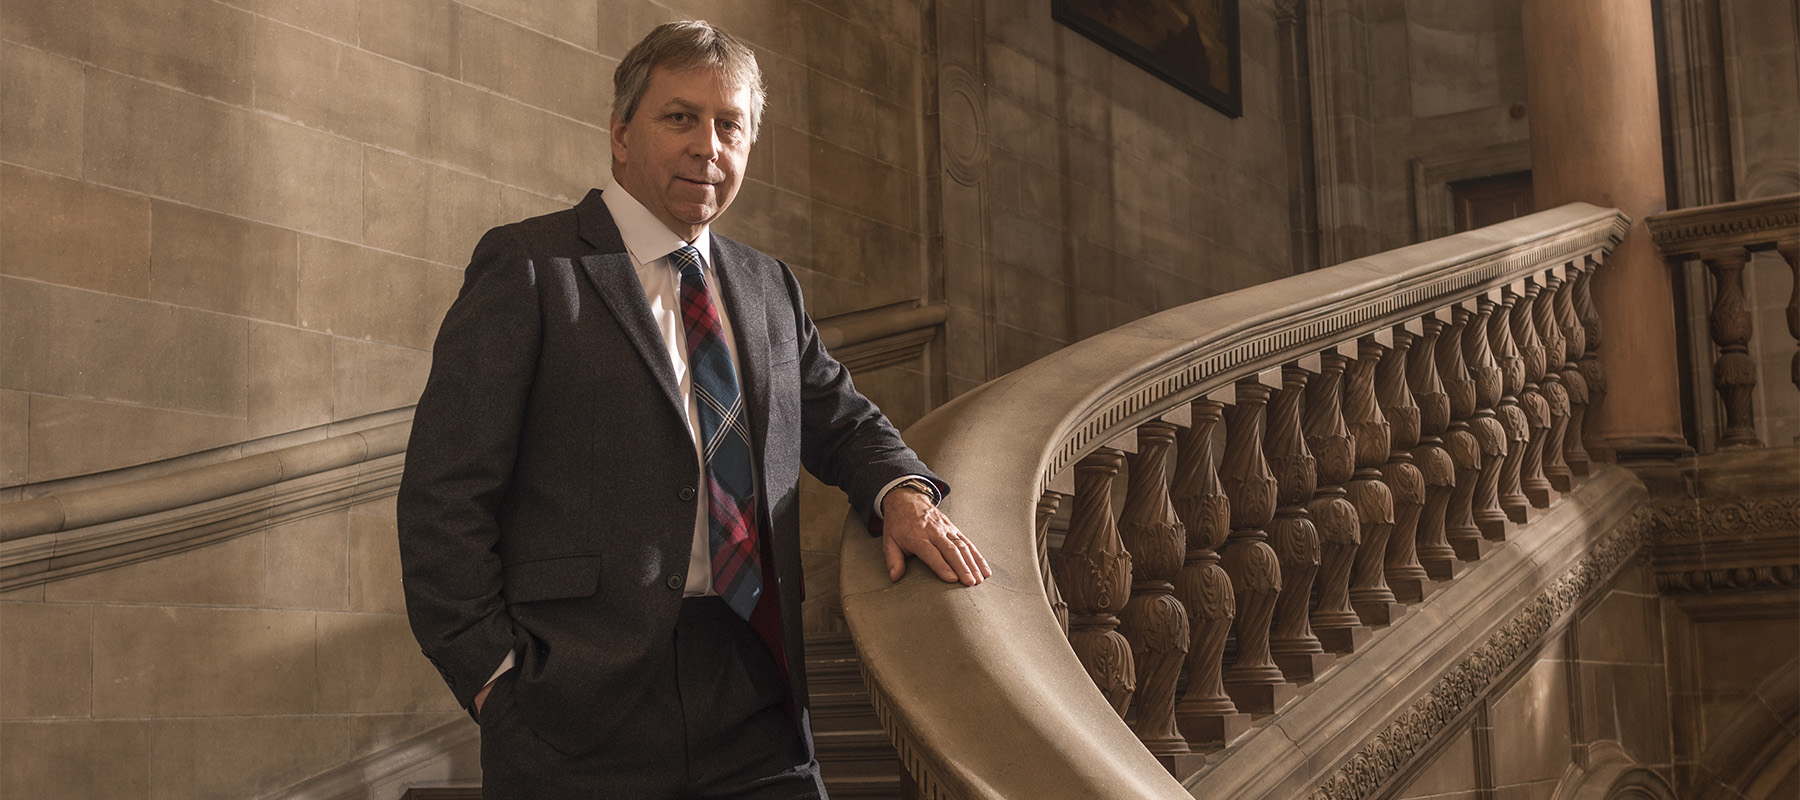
[1304,508,1658,800]
[1649,494,1800,593]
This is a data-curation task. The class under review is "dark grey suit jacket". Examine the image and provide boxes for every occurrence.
[397,188,938,755]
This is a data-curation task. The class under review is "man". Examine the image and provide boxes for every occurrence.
[398,20,988,800]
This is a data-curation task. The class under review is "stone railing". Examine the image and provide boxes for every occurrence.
[1646,193,1800,449]
[840,203,1631,799]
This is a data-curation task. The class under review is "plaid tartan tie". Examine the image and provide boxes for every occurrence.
[672,245,763,620]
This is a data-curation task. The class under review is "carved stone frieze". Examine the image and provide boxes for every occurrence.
[1648,494,1800,593]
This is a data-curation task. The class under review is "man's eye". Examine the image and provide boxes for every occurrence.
[669,113,692,123]
[719,119,739,131]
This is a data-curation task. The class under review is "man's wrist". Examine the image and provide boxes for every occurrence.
[893,477,939,504]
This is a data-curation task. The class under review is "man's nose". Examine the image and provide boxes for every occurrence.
[689,123,721,159]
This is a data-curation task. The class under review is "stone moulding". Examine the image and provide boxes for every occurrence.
[1648,494,1800,593]
[1644,192,1800,257]
[0,422,410,591]
[840,203,1630,800]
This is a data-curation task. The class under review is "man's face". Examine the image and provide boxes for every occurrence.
[611,66,755,241]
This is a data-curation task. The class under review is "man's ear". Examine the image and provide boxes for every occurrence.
[609,113,628,164]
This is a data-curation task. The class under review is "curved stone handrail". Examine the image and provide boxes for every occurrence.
[839,203,1630,800]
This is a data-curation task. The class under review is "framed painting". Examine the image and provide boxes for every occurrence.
[1053,0,1243,118]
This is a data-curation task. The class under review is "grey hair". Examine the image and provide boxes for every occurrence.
[612,20,766,137]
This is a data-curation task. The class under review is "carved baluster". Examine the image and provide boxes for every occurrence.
[1410,315,1460,581]
[1117,421,1196,765]
[1266,366,1334,681]
[1305,351,1370,654]
[1466,294,1512,543]
[1492,288,1533,522]
[1441,307,1487,561]
[1377,327,1433,603]
[1554,265,1591,479]
[1704,248,1761,447]
[1055,449,1135,715]
[1220,377,1295,713]
[1576,258,1608,462]
[1172,399,1249,746]
[1781,243,1798,392]
[1513,280,1558,507]
[1537,269,1573,492]
[1036,491,1069,634]
[1347,339,1404,626]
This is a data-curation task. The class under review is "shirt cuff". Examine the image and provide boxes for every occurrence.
[873,474,936,520]
[485,650,515,689]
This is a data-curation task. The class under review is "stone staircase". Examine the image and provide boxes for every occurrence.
[806,630,906,800]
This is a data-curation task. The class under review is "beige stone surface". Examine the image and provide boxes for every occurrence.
[1,278,249,417]
[0,42,85,177]
[349,512,406,614]
[46,533,265,606]
[265,511,351,611]
[1,164,151,298]
[1489,638,1574,786]
[23,393,249,484]
[150,201,297,323]
[91,605,319,717]
[423,61,607,200]
[4,0,253,104]
[1578,661,1672,763]
[457,0,599,50]
[0,720,151,799]
[83,70,363,241]
[0,390,26,487]
[223,0,360,43]
[357,0,456,74]
[296,236,461,351]
[315,612,460,713]
[330,338,431,421]
[147,715,351,800]
[459,6,615,126]
[0,602,93,719]
[247,323,335,438]
[253,17,432,155]
[1577,582,1664,665]
[1396,724,1479,798]
[362,148,512,267]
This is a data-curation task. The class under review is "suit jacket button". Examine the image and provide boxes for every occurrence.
[678,486,697,501]
[666,573,684,590]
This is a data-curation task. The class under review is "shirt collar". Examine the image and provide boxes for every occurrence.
[601,177,713,271]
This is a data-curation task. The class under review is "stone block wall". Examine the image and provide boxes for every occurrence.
[1388,562,1675,800]
[933,0,1298,394]
[0,495,472,799]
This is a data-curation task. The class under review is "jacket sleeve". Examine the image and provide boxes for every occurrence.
[396,226,539,711]
[783,265,949,523]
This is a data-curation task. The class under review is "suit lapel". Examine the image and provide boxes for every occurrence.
[573,191,684,416]
[711,238,772,461]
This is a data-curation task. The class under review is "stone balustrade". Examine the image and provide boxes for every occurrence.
[839,203,1631,799]
[1646,193,1800,449]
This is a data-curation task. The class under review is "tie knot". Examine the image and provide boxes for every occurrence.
[670,245,704,281]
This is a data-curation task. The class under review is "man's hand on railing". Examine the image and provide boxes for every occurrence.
[881,488,992,586]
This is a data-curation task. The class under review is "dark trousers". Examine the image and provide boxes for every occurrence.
[478,597,826,800]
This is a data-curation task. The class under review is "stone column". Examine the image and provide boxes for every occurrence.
[1522,0,1686,466]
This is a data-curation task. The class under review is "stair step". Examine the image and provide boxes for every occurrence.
[819,772,902,800]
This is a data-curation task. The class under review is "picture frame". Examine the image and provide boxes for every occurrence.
[1052,0,1243,118]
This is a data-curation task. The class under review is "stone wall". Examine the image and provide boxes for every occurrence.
[1389,562,1675,800]
[933,0,1297,394]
